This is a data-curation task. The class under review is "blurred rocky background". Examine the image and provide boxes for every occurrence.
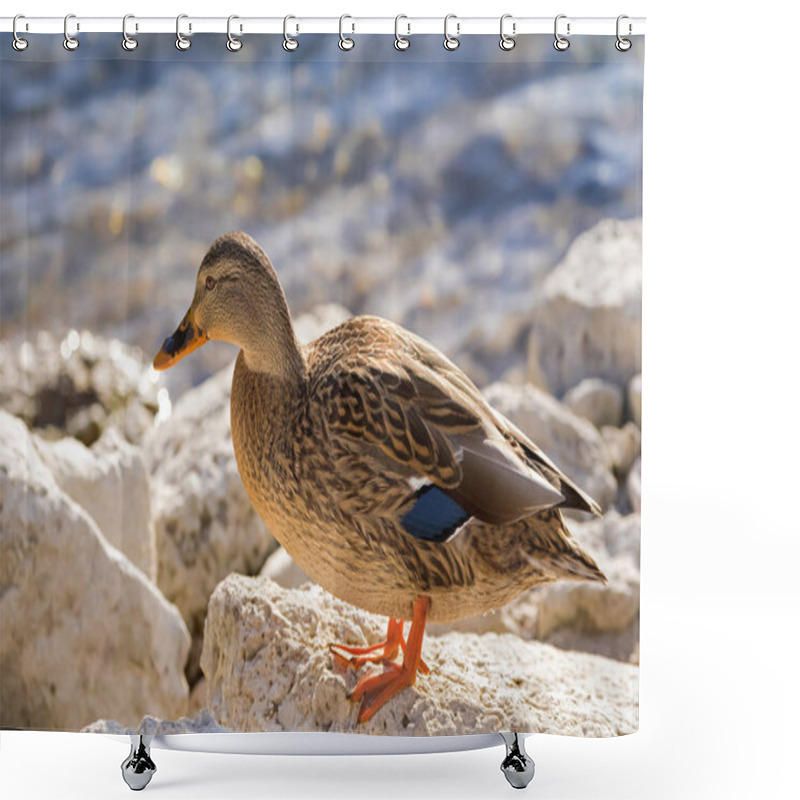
[1,34,642,394]
[1,35,642,734]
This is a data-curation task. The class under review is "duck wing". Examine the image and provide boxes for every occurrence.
[308,317,598,542]
[403,325,601,518]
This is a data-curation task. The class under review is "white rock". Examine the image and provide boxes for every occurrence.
[628,373,642,427]
[627,458,641,513]
[524,333,551,393]
[293,303,352,345]
[201,575,638,736]
[482,382,617,511]
[144,362,277,682]
[563,378,624,429]
[82,709,228,735]
[424,607,518,638]
[260,546,312,589]
[0,331,158,446]
[601,422,642,481]
[34,427,156,579]
[0,411,190,730]
[529,219,642,396]
[188,678,209,716]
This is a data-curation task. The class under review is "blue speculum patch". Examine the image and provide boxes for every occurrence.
[401,485,471,542]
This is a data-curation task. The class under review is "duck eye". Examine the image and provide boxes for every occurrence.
[205,276,217,290]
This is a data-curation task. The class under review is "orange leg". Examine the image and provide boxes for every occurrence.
[329,617,404,670]
[399,634,430,675]
[350,596,430,723]
[329,616,429,674]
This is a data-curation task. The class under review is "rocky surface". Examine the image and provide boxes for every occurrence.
[201,575,638,736]
[2,37,643,397]
[188,678,209,716]
[0,411,190,730]
[627,458,642,513]
[528,219,642,396]
[260,546,312,589]
[0,287,641,729]
[601,421,642,513]
[629,373,643,427]
[293,303,353,346]
[83,709,228,735]
[563,377,625,429]
[34,426,156,579]
[482,381,618,511]
[0,331,160,446]
[1,37,643,737]
[601,422,642,481]
[144,362,277,685]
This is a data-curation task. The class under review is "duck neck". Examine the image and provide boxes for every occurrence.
[238,305,307,386]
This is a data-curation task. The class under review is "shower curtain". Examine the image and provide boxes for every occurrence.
[0,28,643,739]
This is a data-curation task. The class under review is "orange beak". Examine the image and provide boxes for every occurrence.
[153,308,209,371]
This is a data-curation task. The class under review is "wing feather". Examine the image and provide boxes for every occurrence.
[308,317,600,531]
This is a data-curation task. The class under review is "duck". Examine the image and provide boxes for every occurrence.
[154,231,606,724]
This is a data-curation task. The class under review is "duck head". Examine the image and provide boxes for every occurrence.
[153,231,303,377]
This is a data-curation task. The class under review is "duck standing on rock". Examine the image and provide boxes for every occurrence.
[154,232,606,724]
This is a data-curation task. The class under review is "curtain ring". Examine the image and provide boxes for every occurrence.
[283,15,299,51]
[553,14,570,51]
[12,15,29,51]
[176,14,191,50]
[394,15,410,50]
[122,14,138,51]
[615,14,632,51]
[227,15,243,52]
[63,13,79,51]
[339,14,355,50]
[443,14,460,51]
[499,14,515,51]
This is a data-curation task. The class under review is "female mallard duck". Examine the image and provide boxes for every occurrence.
[154,232,606,723]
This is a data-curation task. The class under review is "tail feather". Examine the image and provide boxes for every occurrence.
[520,509,607,584]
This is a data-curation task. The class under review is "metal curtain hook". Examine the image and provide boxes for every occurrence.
[394,15,410,50]
[499,14,516,51]
[553,14,570,51]
[339,14,355,50]
[227,15,243,51]
[122,14,138,51]
[176,14,191,50]
[63,13,79,51]
[283,15,299,51]
[12,14,29,51]
[615,14,632,51]
[443,14,460,51]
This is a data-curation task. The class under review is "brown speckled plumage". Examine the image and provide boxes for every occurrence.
[155,232,606,626]
[230,317,605,623]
